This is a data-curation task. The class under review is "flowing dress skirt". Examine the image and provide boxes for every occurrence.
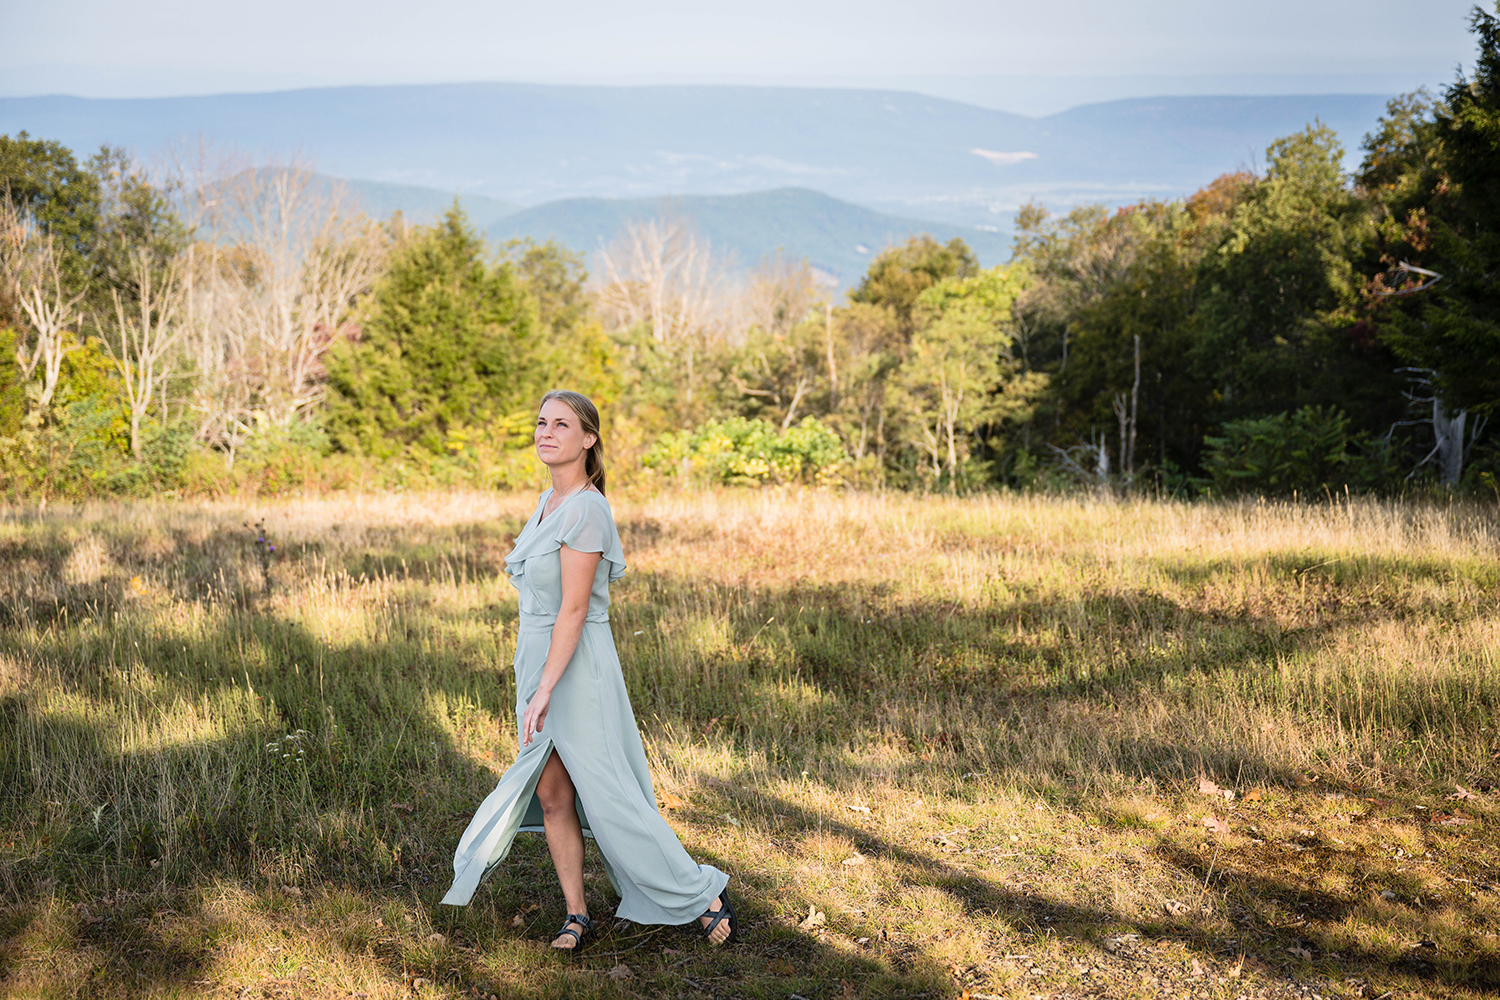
[442,617,727,924]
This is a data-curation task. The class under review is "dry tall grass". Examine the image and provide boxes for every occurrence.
[1,490,1496,999]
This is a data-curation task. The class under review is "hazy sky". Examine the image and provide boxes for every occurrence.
[3,0,1484,114]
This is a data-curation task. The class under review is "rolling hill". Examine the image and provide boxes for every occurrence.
[480,187,1011,285]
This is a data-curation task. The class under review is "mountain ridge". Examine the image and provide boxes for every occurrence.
[0,82,1392,230]
[477,186,1012,285]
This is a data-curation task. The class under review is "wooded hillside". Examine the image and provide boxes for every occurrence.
[2,6,1496,500]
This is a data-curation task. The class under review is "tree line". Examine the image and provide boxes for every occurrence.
[2,5,1497,500]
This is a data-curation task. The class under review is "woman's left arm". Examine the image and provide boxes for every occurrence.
[521,543,603,746]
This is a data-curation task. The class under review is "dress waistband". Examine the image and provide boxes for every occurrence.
[517,611,610,635]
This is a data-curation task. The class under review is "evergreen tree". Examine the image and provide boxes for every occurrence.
[1378,4,1500,415]
[323,207,539,458]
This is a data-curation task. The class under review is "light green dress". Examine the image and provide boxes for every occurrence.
[441,488,728,924]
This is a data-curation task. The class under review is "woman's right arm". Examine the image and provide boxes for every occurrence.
[520,542,602,746]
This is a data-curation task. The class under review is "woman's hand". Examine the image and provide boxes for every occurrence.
[522,687,552,746]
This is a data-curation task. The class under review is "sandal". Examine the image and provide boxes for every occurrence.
[699,888,739,945]
[550,912,594,955]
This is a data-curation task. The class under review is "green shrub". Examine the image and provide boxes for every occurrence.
[643,416,848,486]
[1202,405,1398,497]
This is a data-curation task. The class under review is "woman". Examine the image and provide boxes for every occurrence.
[441,390,737,952]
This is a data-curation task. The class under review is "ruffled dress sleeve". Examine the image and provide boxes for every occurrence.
[504,491,627,584]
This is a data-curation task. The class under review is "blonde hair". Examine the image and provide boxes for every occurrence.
[539,390,606,495]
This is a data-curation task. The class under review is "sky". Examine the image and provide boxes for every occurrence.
[2,0,1485,115]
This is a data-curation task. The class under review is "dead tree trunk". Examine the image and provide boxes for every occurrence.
[1434,398,1467,487]
[1128,333,1140,475]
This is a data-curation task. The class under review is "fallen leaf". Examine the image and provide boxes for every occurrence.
[1449,785,1476,801]
[1190,957,1205,977]
[412,977,431,988]
[1287,942,1313,961]
[661,792,685,810]
[721,813,740,827]
[427,933,446,944]
[798,904,827,930]
[841,852,867,866]
[511,914,525,927]
[1379,890,1397,901]
[1198,776,1235,801]
[662,947,682,956]
[845,803,871,814]
[1164,899,1189,916]
[391,802,414,813]
[1228,953,1245,978]
[1203,815,1231,835]
[607,963,634,980]
[1438,814,1471,826]
[282,885,302,897]
[1294,774,1318,788]
[768,959,797,976]
[1244,787,1263,802]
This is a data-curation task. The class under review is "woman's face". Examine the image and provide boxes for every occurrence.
[535,398,596,471]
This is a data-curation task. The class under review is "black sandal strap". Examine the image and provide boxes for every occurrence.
[700,890,739,944]
[554,913,593,947]
[701,907,729,937]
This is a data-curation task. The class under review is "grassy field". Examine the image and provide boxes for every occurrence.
[1,490,1497,1000]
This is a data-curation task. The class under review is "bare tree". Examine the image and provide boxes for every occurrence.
[1397,368,1487,487]
[219,164,386,427]
[166,141,253,458]
[596,216,737,414]
[1377,265,1483,488]
[741,253,822,341]
[107,247,184,459]
[0,198,86,413]
[1111,333,1142,481]
[175,157,386,461]
[596,216,729,345]
[728,255,829,430]
[829,302,902,461]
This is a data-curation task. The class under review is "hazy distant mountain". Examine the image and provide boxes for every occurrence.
[1,83,1392,234]
[339,177,519,231]
[483,187,1011,285]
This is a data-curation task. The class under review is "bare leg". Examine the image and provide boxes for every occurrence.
[536,750,589,949]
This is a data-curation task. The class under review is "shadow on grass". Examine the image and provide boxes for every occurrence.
[0,514,528,631]
[2,513,1497,997]
[0,609,940,998]
[674,755,1499,998]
